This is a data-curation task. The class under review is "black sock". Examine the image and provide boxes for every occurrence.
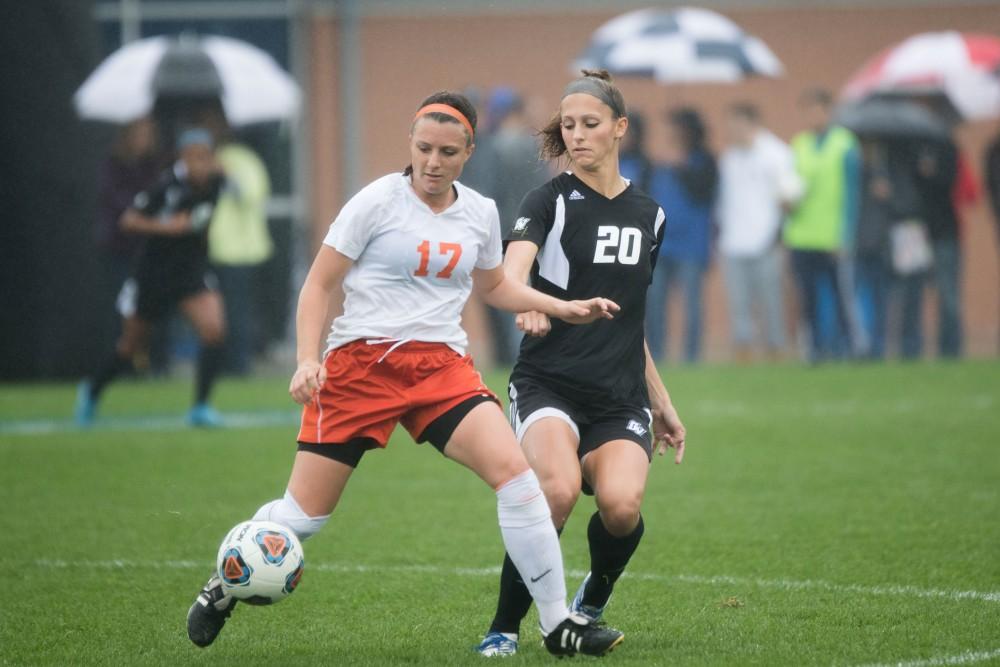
[583,512,644,609]
[89,351,132,400]
[195,344,224,405]
[488,527,563,636]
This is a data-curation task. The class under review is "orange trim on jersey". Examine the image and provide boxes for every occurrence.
[413,103,474,139]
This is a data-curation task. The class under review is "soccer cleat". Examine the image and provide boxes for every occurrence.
[74,380,96,426]
[475,632,519,657]
[188,403,223,428]
[186,575,237,647]
[570,571,610,623]
[542,612,624,657]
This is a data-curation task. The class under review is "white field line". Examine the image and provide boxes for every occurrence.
[31,558,1000,605]
[853,647,1000,667]
[0,410,299,436]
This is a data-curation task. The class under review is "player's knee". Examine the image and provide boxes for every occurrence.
[200,323,226,347]
[597,491,643,537]
[539,478,580,528]
[252,490,329,541]
[116,329,146,358]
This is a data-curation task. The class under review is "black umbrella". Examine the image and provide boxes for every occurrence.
[151,37,223,98]
[834,99,951,141]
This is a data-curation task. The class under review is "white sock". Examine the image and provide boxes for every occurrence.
[495,470,568,633]
[252,490,329,541]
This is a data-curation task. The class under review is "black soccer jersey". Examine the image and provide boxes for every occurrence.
[505,171,666,407]
[131,163,225,282]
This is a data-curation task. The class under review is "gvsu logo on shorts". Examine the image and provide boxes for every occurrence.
[626,419,647,437]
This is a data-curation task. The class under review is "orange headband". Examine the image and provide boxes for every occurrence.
[413,103,475,140]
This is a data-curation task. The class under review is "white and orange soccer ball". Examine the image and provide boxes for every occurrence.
[216,520,304,605]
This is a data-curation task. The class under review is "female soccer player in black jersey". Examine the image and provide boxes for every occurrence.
[76,128,228,427]
[477,71,687,657]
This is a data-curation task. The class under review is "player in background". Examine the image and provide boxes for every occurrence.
[476,70,687,657]
[76,128,228,427]
[186,91,625,658]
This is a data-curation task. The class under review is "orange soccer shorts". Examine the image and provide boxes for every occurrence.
[297,340,499,448]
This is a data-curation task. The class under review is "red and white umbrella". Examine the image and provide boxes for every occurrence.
[841,31,1000,121]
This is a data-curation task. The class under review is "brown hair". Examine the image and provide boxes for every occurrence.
[540,69,627,160]
[403,90,478,176]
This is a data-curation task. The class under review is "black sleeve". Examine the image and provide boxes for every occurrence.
[131,175,169,216]
[503,183,555,248]
[675,153,718,205]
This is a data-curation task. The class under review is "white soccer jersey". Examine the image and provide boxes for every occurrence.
[323,173,502,355]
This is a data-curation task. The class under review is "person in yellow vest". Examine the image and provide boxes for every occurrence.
[204,119,273,376]
[785,89,866,362]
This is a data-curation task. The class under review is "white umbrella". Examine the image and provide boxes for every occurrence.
[574,7,783,83]
[74,34,301,126]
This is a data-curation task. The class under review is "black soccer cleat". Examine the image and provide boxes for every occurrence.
[186,574,237,647]
[543,612,624,658]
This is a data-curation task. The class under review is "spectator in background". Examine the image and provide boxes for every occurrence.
[905,138,978,358]
[717,102,800,363]
[96,117,168,372]
[986,129,1000,353]
[201,109,273,376]
[785,89,865,362]
[97,117,161,291]
[456,86,497,204]
[987,128,1000,242]
[485,87,549,365]
[618,111,652,193]
[879,141,932,360]
[856,140,901,360]
[646,107,717,363]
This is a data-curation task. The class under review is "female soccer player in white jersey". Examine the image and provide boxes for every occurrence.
[475,71,688,657]
[186,91,624,658]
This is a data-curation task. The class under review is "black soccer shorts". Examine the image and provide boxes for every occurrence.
[117,269,218,321]
[507,377,654,464]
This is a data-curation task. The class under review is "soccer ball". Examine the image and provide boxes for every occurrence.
[216,520,304,605]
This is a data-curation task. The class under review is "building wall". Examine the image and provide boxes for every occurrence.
[309,3,1000,361]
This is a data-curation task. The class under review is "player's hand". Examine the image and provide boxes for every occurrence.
[289,359,326,405]
[652,401,686,464]
[556,297,620,325]
[516,311,551,337]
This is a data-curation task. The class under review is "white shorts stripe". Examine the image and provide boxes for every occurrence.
[514,407,580,444]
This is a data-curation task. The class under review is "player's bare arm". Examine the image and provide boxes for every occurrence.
[504,239,552,336]
[289,245,352,405]
[644,340,686,463]
[472,265,619,325]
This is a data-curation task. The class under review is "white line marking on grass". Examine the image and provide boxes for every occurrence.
[32,559,1000,605]
[0,410,299,436]
[853,647,1000,667]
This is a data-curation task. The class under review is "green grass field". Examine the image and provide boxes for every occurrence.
[2,361,999,666]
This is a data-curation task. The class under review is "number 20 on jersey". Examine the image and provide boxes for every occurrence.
[593,226,641,265]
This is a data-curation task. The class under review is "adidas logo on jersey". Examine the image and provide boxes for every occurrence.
[626,419,647,437]
[569,190,585,201]
[512,217,530,234]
